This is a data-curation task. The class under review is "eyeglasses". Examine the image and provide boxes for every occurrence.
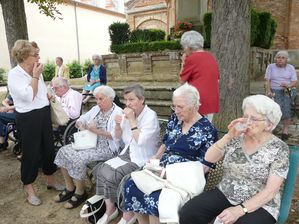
[243,115,267,122]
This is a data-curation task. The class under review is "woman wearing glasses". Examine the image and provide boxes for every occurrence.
[119,83,217,224]
[179,95,289,224]
[8,40,62,206]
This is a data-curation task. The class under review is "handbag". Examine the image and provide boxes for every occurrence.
[80,195,106,224]
[50,99,69,126]
[72,130,97,150]
[131,168,166,195]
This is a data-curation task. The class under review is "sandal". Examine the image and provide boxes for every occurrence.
[64,191,87,209]
[54,188,75,203]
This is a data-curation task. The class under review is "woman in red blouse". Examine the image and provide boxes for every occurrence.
[179,30,220,121]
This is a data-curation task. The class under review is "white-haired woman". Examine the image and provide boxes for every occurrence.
[54,85,123,209]
[179,30,219,121]
[180,95,289,224]
[265,50,297,140]
[82,54,107,104]
[120,83,218,224]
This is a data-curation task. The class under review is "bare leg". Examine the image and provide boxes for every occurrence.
[121,211,135,222]
[105,198,117,215]
[149,215,160,224]
[24,183,37,199]
[282,118,291,134]
[60,168,75,191]
[135,213,150,224]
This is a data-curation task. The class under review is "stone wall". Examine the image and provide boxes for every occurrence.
[251,0,299,49]
[102,51,181,87]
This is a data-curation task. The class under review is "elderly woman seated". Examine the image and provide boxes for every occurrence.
[95,84,160,224]
[179,95,289,224]
[53,85,123,209]
[120,83,218,224]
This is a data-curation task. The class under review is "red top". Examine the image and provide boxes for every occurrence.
[180,51,219,115]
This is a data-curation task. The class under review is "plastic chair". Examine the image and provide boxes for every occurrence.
[277,145,299,224]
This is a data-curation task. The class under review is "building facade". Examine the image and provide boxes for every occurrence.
[0,0,125,69]
[125,0,299,49]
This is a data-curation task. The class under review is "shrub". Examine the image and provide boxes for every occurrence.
[108,22,130,45]
[110,40,181,54]
[203,10,277,49]
[203,12,212,48]
[0,68,6,83]
[130,29,166,43]
[170,19,194,39]
[43,61,56,81]
[254,12,277,49]
[67,60,82,79]
[250,8,260,46]
[82,59,92,76]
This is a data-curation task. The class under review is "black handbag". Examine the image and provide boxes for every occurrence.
[80,195,106,224]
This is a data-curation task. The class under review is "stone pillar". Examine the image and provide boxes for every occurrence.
[287,0,299,49]
[176,0,207,25]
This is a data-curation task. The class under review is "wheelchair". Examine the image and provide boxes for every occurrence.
[52,119,79,152]
[4,119,79,156]
[5,122,21,155]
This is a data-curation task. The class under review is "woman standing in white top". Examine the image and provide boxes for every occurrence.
[8,40,62,206]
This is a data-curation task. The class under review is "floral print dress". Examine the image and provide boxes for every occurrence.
[123,113,217,216]
[218,136,289,220]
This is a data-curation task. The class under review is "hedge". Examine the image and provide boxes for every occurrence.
[130,29,166,43]
[43,61,56,81]
[67,60,82,79]
[203,9,276,49]
[111,40,181,54]
[109,22,130,45]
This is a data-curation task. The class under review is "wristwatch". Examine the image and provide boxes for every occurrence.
[240,203,248,214]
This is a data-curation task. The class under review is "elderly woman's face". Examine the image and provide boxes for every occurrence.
[172,96,195,121]
[92,57,101,66]
[242,107,269,137]
[275,55,287,67]
[24,48,40,66]
[124,92,144,113]
[95,93,113,111]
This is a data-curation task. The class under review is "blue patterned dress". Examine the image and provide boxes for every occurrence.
[123,113,218,216]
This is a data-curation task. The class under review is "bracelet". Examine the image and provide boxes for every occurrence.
[131,127,138,131]
[32,77,39,80]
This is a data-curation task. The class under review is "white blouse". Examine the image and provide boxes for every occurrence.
[8,65,49,113]
[116,105,160,167]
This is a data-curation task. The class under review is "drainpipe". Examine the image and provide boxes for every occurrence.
[74,1,81,63]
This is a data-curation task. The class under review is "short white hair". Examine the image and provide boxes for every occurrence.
[242,94,282,130]
[92,54,102,60]
[173,83,200,110]
[93,85,115,101]
[180,31,204,50]
[52,77,69,87]
[274,50,289,61]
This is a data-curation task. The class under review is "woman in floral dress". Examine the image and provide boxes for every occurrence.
[120,83,218,224]
[54,85,122,209]
[180,95,289,224]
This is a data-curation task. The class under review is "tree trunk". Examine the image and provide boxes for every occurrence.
[211,0,251,131]
[0,0,28,68]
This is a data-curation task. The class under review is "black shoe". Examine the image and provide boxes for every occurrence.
[281,134,289,141]
[0,142,8,152]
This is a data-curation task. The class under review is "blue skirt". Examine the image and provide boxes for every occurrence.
[124,178,161,216]
[83,82,102,91]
